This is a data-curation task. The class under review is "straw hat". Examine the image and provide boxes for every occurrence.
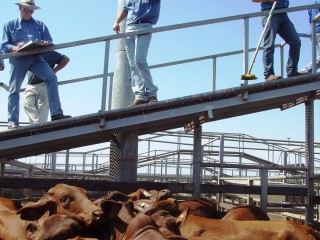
[15,0,41,10]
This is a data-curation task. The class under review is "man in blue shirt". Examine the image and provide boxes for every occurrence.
[255,0,302,81]
[1,0,70,129]
[300,1,320,74]
[24,51,70,124]
[113,0,161,105]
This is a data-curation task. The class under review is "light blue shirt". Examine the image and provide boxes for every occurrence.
[1,17,52,53]
[123,0,161,25]
[308,1,320,35]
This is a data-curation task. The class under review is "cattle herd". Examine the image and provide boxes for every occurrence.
[0,183,319,240]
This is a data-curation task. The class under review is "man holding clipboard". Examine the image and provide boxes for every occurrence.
[1,0,70,129]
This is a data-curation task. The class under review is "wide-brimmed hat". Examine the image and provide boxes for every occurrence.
[15,0,41,10]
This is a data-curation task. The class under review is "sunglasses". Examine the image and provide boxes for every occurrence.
[22,8,34,13]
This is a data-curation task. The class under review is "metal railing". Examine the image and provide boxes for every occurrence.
[0,4,318,115]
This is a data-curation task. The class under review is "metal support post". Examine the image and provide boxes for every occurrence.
[243,17,249,87]
[101,40,110,113]
[65,149,70,174]
[305,100,315,225]
[193,126,202,198]
[260,168,268,213]
[110,131,138,182]
[212,57,217,91]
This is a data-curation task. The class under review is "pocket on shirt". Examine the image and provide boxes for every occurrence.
[11,28,25,41]
[142,0,149,3]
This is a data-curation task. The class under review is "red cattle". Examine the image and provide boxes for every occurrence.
[0,209,32,240]
[174,208,320,240]
[28,214,82,240]
[222,205,270,221]
[0,197,19,211]
[123,213,168,240]
[17,184,105,228]
[128,188,151,200]
[149,189,172,201]
[134,198,179,215]
[175,198,220,218]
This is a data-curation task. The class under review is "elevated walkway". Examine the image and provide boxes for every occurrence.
[0,73,319,161]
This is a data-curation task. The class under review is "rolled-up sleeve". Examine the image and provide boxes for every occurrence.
[1,24,13,53]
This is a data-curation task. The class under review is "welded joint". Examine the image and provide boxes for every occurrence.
[207,109,214,119]
[184,114,206,133]
[99,117,106,128]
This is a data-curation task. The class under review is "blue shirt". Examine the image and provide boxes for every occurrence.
[261,0,289,11]
[308,1,320,35]
[27,51,65,85]
[123,0,161,25]
[1,17,52,53]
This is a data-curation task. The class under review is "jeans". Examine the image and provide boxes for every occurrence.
[125,23,158,101]
[8,55,63,126]
[300,33,320,73]
[23,82,49,124]
[262,13,301,78]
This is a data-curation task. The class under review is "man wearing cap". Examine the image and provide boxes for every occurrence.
[113,0,161,106]
[1,0,70,129]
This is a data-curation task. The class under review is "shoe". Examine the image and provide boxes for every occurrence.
[299,70,309,75]
[148,96,158,103]
[265,75,281,81]
[51,114,71,121]
[129,99,148,106]
[8,124,18,130]
[287,72,304,78]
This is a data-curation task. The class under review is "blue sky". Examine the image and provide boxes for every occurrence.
[0,0,317,144]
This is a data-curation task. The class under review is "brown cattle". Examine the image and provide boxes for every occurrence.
[99,199,136,239]
[151,210,188,240]
[222,205,270,221]
[134,198,179,215]
[149,189,172,201]
[17,184,105,227]
[28,214,82,240]
[128,188,151,200]
[174,208,320,240]
[0,197,19,211]
[175,198,220,218]
[0,209,32,240]
[123,213,168,240]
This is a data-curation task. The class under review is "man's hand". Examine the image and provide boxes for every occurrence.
[11,42,25,52]
[113,22,120,33]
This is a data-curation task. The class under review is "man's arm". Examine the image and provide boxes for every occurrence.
[53,56,70,73]
[113,9,128,33]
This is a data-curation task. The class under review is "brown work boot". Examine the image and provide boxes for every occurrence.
[148,96,158,103]
[129,99,148,106]
[265,74,281,81]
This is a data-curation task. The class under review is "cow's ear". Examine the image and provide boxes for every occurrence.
[100,200,123,219]
[17,200,57,221]
[176,207,189,226]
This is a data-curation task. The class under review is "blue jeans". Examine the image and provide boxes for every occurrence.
[300,33,320,73]
[125,23,158,101]
[8,55,63,126]
[262,13,301,78]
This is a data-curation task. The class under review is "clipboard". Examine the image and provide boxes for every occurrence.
[17,40,53,52]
